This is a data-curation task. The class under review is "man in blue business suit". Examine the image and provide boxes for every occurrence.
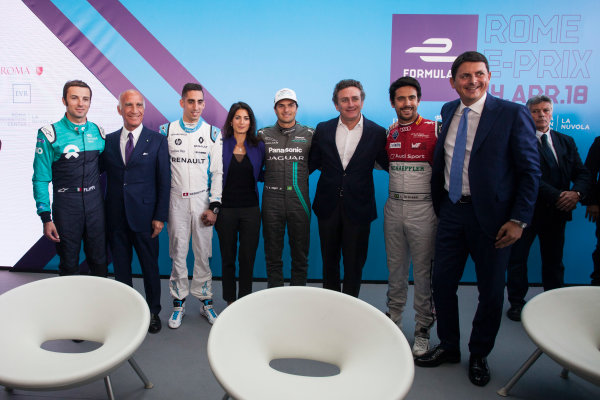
[102,90,170,334]
[414,52,541,386]
[309,79,388,297]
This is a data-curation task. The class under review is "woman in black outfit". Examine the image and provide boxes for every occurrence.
[216,102,265,304]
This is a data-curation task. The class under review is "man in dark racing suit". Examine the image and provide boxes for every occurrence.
[258,88,314,287]
[32,80,107,276]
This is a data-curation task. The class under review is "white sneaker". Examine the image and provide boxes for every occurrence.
[200,300,218,325]
[168,300,185,329]
[412,336,430,357]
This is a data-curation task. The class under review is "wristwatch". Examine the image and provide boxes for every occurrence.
[509,219,527,229]
[212,206,220,215]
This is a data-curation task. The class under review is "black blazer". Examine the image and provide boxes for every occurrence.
[536,129,591,221]
[309,116,387,223]
[102,127,170,232]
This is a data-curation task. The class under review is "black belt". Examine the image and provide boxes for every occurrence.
[445,190,472,204]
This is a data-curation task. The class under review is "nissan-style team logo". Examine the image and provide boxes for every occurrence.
[175,138,182,145]
[63,144,80,159]
[390,14,479,101]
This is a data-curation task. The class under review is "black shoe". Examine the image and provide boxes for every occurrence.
[414,345,461,367]
[149,314,162,334]
[506,304,523,321]
[469,355,490,386]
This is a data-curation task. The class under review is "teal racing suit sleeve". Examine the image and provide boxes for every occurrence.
[32,128,55,222]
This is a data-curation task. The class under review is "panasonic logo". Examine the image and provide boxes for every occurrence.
[268,147,302,153]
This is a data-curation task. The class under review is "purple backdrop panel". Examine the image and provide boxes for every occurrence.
[88,0,228,129]
[391,14,479,101]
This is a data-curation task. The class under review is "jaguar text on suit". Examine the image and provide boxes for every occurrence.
[102,90,170,334]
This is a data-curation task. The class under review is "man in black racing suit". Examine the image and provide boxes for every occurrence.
[258,88,314,287]
[32,80,107,276]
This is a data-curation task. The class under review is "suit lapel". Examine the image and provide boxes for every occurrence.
[471,94,501,155]
[111,131,125,167]
[434,101,459,164]
[328,118,344,169]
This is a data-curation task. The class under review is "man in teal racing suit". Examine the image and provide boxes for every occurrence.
[32,80,107,276]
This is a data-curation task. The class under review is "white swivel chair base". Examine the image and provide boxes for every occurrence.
[497,286,600,396]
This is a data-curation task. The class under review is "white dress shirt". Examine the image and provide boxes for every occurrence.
[336,114,363,170]
[443,93,487,195]
[120,124,143,164]
[536,130,558,165]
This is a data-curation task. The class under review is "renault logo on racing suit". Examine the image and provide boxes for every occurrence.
[63,144,80,159]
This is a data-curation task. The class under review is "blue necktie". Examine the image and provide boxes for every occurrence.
[125,132,134,164]
[448,107,470,203]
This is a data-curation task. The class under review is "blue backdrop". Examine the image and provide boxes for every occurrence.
[8,0,599,284]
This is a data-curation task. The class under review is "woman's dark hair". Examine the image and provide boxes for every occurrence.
[223,102,260,146]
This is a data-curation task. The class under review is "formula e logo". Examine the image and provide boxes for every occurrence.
[63,144,80,159]
[391,14,478,101]
[175,138,182,145]
[405,38,455,63]
[198,137,204,144]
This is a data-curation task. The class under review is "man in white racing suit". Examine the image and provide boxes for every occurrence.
[384,77,438,356]
[160,83,223,328]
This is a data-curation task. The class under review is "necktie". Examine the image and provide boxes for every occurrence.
[448,107,470,203]
[540,133,558,168]
[125,132,134,164]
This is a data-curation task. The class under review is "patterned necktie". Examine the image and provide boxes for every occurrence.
[125,132,134,164]
[448,107,470,203]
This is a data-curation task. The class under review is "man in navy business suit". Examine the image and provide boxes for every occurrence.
[102,89,170,334]
[414,52,541,387]
[309,79,388,297]
[506,95,590,321]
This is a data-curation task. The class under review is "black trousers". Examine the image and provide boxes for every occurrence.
[215,206,261,302]
[592,219,600,285]
[507,215,566,306]
[262,193,310,288]
[109,224,161,315]
[433,195,510,357]
[317,202,371,297]
[53,196,107,277]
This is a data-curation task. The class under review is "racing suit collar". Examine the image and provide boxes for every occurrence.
[179,117,205,133]
[276,121,297,135]
[61,114,89,133]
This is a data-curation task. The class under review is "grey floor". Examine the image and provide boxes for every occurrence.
[0,270,598,400]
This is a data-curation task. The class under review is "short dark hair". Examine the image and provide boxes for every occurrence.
[332,79,365,105]
[223,102,260,146]
[526,95,553,109]
[182,83,204,98]
[389,76,422,102]
[62,80,91,101]
[451,51,489,80]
